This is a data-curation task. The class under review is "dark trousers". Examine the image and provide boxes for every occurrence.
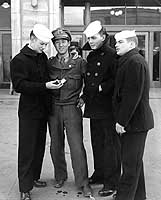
[48,104,89,188]
[18,118,47,192]
[90,119,121,188]
[116,131,147,200]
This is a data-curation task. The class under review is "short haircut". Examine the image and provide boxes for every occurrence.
[98,27,109,39]
[126,36,138,46]
[30,30,37,40]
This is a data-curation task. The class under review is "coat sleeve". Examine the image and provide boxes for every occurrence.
[10,57,47,95]
[116,59,145,127]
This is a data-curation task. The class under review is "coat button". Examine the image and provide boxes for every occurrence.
[69,64,72,68]
[95,72,98,76]
[91,83,95,86]
[97,62,101,66]
[87,72,90,76]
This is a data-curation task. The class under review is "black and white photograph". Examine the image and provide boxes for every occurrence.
[0,0,161,200]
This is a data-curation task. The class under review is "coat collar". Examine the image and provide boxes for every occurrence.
[118,48,139,66]
[82,36,116,55]
[20,44,44,57]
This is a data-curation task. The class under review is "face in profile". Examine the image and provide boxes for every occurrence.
[31,37,48,53]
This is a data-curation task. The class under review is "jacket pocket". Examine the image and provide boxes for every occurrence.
[67,74,82,90]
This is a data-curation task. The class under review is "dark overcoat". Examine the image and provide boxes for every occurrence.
[113,48,154,132]
[82,39,118,121]
[10,44,51,119]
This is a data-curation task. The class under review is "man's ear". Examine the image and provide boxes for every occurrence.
[68,41,71,47]
[102,34,106,41]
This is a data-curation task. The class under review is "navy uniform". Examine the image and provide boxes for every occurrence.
[113,30,154,200]
[10,24,53,200]
[82,21,121,195]
[48,28,92,197]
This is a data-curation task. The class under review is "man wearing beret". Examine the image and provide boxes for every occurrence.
[47,28,92,197]
[79,20,121,197]
[113,30,154,200]
[10,24,62,200]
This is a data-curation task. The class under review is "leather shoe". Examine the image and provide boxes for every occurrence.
[89,176,103,184]
[20,192,31,200]
[54,179,66,188]
[33,180,47,188]
[98,186,116,197]
[82,184,93,197]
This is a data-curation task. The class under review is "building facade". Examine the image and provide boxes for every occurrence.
[1,0,161,87]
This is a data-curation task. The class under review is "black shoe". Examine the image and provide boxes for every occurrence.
[98,186,116,197]
[82,184,93,197]
[88,176,103,184]
[20,192,31,200]
[33,180,47,188]
[54,179,66,188]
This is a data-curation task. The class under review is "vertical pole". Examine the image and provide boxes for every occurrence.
[124,2,127,25]
[84,2,91,26]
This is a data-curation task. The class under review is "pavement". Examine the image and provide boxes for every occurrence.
[0,88,161,200]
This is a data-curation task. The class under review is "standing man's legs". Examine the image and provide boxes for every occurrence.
[102,121,121,190]
[33,119,47,182]
[64,105,89,188]
[48,105,68,183]
[18,118,46,193]
[89,119,104,182]
[115,132,147,200]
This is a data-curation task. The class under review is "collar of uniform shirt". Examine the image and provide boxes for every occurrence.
[58,54,70,64]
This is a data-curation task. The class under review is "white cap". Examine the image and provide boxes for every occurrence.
[83,20,102,37]
[33,24,53,43]
[115,30,136,42]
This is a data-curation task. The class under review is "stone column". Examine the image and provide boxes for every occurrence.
[11,0,21,57]
[49,0,61,56]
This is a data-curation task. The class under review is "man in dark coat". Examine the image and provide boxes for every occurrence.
[79,20,121,197]
[113,30,154,200]
[10,24,62,200]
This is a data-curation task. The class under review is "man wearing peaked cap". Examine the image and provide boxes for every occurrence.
[47,27,93,197]
[10,23,62,200]
[80,20,121,197]
[52,27,72,42]
[113,30,154,200]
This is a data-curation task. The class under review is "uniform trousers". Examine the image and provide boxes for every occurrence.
[18,118,47,192]
[48,104,89,188]
[115,131,147,200]
[90,119,121,188]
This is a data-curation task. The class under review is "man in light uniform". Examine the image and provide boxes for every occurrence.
[48,28,92,197]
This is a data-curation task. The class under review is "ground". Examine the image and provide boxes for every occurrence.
[0,89,161,200]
